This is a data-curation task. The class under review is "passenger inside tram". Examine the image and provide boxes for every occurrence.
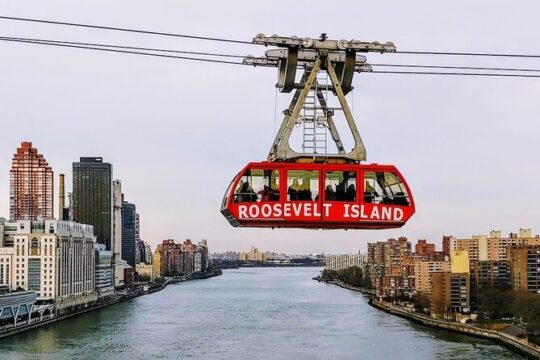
[325,171,356,202]
[242,182,258,202]
[234,169,280,203]
[287,170,319,201]
[288,179,300,200]
[364,171,410,206]
[325,185,336,201]
[258,185,279,202]
[364,180,378,203]
[346,184,356,202]
[298,179,312,201]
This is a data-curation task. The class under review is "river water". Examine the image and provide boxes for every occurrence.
[1,267,520,359]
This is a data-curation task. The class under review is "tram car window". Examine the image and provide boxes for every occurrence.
[325,171,356,202]
[287,170,319,201]
[364,171,409,206]
[234,169,280,203]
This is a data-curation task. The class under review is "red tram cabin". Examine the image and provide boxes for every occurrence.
[221,162,415,230]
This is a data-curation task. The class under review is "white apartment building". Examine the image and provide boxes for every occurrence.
[0,219,97,309]
[326,253,365,271]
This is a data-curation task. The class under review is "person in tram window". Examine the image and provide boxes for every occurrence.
[234,180,245,203]
[346,184,356,202]
[258,185,275,202]
[298,179,312,201]
[238,181,257,202]
[288,179,300,201]
[268,183,280,201]
[335,179,346,201]
[364,180,378,203]
[246,183,258,202]
[325,185,336,201]
[393,192,409,206]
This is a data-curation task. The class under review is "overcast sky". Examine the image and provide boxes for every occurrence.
[1,1,540,254]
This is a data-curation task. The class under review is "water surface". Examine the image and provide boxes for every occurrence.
[1,267,521,359]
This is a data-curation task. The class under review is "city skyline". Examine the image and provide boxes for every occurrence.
[2,1,540,253]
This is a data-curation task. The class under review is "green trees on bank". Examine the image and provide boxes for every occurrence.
[476,288,514,320]
[321,267,372,289]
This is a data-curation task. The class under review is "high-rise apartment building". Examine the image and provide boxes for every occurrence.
[508,245,540,294]
[431,272,470,316]
[367,237,413,297]
[181,239,197,273]
[152,239,208,277]
[415,239,436,258]
[10,142,54,221]
[414,260,450,295]
[448,229,540,262]
[469,260,511,310]
[137,240,152,265]
[72,157,113,250]
[121,201,137,268]
[112,180,123,287]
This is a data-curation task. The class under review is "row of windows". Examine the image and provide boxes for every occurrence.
[233,169,410,206]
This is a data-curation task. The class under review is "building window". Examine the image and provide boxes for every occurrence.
[30,237,40,255]
[27,259,41,291]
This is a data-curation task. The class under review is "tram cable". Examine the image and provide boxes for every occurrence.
[396,50,540,59]
[0,36,247,58]
[370,63,540,73]
[4,15,540,60]
[0,15,253,45]
[368,71,540,78]
[4,36,540,78]
[0,37,246,65]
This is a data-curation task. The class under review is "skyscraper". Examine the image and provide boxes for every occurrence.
[121,200,137,268]
[9,141,54,220]
[72,157,113,250]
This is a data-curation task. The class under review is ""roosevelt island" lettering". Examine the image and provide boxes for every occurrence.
[237,203,404,221]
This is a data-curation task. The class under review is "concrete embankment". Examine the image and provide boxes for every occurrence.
[370,298,540,359]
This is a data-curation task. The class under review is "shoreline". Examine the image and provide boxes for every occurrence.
[317,278,540,359]
[0,269,222,340]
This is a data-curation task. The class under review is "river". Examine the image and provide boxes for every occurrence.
[0,267,520,359]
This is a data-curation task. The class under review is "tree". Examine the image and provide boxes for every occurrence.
[513,292,540,335]
[337,266,364,287]
[477,288,515,320]
[412,293,431,313]
[321,269,338,281]
[361,276,373,289]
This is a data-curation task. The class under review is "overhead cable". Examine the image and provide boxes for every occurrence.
[397,50,540,59]
[3,37,540,78]
[0,36,247,58]
[0,37,246,65]
[369,70,540,78]
[372,63,540,73]
[0,15,253,45]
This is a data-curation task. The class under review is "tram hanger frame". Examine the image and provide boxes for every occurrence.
[250,35,396,164]
[268,56,366,163]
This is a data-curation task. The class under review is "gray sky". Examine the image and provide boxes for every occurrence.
[1,0,540,254]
